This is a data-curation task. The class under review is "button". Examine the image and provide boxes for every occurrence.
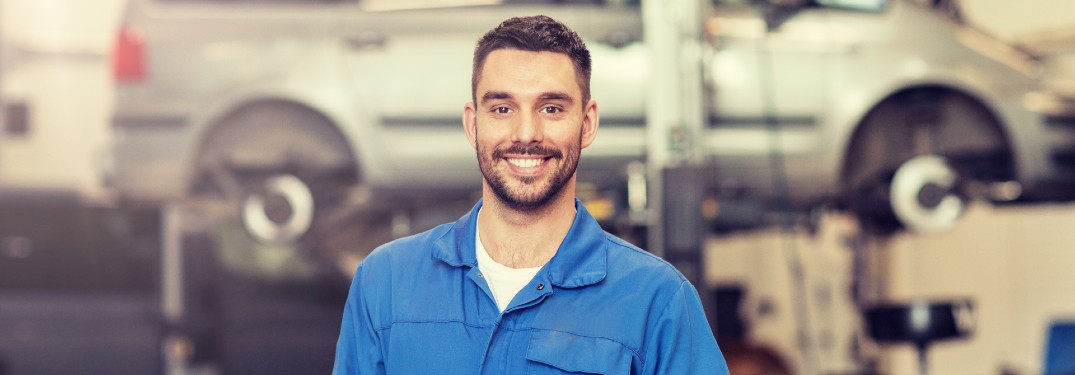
[477,273,484,278]
[536,284,545,290]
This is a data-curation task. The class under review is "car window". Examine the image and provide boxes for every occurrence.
[816,0,886,11]
[153,0,638,7]
[360,0,636,7]
[711,0,792,5]
[156,0,346,3]
[916,0,964,24]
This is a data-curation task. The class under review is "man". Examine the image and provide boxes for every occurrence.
[333,15,729,374]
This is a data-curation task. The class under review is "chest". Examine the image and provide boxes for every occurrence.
[377,267,645,374]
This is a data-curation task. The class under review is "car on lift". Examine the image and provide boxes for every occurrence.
[109,0,1075,280]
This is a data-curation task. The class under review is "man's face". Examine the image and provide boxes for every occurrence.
[464,49,598,211]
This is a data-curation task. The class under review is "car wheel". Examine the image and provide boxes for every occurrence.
[199,164,393,284]
[842,89,1011,235]
[189,103,389,283]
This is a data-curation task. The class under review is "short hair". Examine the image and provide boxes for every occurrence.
[472,15,592,104]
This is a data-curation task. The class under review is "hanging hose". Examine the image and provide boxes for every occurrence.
[756,27,820,375]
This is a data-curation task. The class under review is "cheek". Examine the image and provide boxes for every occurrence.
[550,127,584,144]
[475,132,503,150]
[472,124,496,146]
[475,119,511,139]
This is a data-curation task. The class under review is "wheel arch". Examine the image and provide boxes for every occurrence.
[837,83,1016,195]
[182,95,364,196]
[832,83,1020,234]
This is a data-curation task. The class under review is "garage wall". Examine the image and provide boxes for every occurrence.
[708,202,1075,375]
[885,203,1075,375]
[0,0,125,196]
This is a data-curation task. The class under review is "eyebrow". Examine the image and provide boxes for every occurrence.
[481,91,513,105]
[538,92,574,103]
[480,91,576,105]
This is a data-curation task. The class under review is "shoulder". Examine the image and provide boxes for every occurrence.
[367,222,453,261]
[345,222,457,321]
[601,233,688,287]
[353,222,455,282]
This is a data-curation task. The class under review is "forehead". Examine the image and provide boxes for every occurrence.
[477,49,581,98]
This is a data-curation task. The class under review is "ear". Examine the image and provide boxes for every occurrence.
[580,99,599,149]
[463,102,478,150]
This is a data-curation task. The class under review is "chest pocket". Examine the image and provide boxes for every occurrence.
[525,330,635,374]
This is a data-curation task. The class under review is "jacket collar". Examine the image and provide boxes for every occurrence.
[431,199,607,288]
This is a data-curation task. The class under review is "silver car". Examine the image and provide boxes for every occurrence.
[109,0,1075,276]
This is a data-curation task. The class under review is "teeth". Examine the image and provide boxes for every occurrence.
[508,158,542,168]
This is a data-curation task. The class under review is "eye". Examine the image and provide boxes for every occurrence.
[491,106,513,114]
[539,106,563,114]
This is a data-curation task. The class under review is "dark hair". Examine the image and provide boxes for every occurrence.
[472,15,592,104]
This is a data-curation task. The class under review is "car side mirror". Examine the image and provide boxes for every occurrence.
[763,2,805,32]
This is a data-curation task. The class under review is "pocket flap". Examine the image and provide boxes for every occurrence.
[526,330,633,374]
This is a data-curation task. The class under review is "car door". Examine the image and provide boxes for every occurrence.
[705,0,840,201]
[339,0,645,191]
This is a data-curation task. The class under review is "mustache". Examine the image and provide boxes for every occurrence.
[493,144,563,159]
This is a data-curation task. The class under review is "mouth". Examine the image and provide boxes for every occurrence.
[507,157,547,169]
[494,145,561,176]
[504,156,550,175]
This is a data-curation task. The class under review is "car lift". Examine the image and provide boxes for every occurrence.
[642,2,824,374]
[641,0,712,324]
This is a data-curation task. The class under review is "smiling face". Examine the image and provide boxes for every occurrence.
[463,49,599,212]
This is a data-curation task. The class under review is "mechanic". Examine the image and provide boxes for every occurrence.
[333,15,729,374]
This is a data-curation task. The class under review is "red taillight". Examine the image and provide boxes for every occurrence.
[113,26,145,83]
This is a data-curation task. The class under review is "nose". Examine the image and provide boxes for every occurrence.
[511,111,543,144]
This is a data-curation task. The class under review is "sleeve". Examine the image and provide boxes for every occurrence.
[642,280,730,375]
[332,262,387,375]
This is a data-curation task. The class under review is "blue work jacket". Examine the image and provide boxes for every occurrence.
[333,200,729,374]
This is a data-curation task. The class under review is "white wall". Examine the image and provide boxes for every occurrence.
[0,0,125,196]
[884,203,1075,375]
[709,202,1075,375]
[706,215,864,375]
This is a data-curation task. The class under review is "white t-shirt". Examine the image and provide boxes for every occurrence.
[475,219,544,313]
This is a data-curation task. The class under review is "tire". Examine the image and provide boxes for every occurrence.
[842,89,1011,235]
[189,103,389,283]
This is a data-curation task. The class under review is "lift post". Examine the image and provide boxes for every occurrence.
[642,0,711,311]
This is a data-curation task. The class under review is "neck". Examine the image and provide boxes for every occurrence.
[477,181,576,268]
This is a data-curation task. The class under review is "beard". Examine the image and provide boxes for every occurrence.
[477,136,581,212]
